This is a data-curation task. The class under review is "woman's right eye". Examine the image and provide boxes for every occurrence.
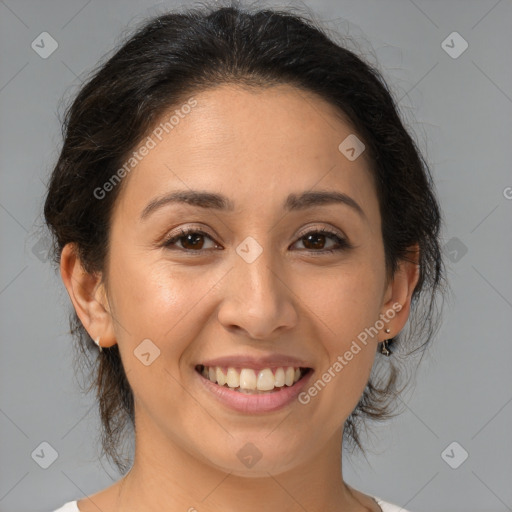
[162,228,220,251]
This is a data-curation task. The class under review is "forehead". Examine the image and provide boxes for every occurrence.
[113,83,378,221]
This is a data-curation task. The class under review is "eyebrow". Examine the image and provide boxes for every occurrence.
[140,189,366,220]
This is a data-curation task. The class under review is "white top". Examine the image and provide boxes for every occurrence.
[53,497,410,511]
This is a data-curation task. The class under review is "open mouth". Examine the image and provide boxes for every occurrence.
[195,364,312,394]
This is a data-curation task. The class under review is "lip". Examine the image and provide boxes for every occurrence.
[195,366,314,413]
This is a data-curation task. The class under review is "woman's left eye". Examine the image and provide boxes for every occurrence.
[161,228,351,253]
[292,228,351,253]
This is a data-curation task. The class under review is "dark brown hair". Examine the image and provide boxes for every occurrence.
[43,2,445,473]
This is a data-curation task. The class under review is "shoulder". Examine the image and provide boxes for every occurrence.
[52,501,79,512]
[374,496,412,512]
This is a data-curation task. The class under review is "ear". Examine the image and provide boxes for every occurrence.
[60,243,117,349]
[379,244,420,341]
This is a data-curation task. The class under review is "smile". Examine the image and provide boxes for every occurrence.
[194,364,314,413]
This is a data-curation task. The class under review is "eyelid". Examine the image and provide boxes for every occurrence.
[294,223,346,240]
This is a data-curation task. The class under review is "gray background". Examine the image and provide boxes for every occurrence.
[1,0,511,511]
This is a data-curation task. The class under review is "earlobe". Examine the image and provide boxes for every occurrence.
[60,243,117,348]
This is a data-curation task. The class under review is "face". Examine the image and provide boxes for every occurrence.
[66,84,415,478]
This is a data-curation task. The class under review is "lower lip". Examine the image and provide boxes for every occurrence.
[195,368,313,413]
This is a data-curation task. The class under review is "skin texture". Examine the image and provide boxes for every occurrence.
[61,84,419,512]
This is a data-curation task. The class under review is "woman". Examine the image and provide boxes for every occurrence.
[45,3,445,511]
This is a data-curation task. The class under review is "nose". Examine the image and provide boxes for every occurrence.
[216,244,298,339]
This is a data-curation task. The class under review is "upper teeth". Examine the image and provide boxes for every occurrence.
[199,366,303,391]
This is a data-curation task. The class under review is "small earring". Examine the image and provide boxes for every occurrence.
[94,336,103,353]
[380,339,392,356]
[384,328,390,334]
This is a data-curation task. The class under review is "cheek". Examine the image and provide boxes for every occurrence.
[106,256,209,406]
[110,264,180,334]
[107,250,224,359]
[306,259,384,408]
[307,256,386,335]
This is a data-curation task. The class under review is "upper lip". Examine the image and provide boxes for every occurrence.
[198,354,313,370]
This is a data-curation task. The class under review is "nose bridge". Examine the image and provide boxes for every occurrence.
[217,235,297,338]
[235,236,283,309]
[240,246,279,300]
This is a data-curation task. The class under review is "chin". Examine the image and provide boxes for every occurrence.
[199,435,306,478]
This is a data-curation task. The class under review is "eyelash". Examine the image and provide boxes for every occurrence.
[161,227,352,254]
